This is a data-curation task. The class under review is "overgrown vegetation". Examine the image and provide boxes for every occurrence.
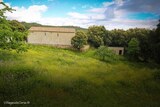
[0,45,160,106]
[95,46,118,62]
[85,22,160,63]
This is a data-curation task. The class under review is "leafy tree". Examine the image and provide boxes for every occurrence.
[123,28,152,61]
[71,31,88,50]
[127,38,140,61]
[9,20,28,41]
[0,2,28,53]
[137,29,151,62]
[87,26,106,48]
[9,20,26,32]
[109,29,128,47]
[104,30,112,46]
[149,20,160,63]
[95,46,117,62]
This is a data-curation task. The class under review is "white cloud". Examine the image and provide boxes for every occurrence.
[0,2,10,9]
[103,1,114,7]
[0,4,4,9]
[5,5,47,22]
[88,7,106,13]
[67,12,89,20]
[115,0,124,6]
[4,1,157,30]
[103,19,158,30]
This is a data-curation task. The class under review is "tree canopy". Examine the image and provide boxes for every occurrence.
[149,20,160,63]
[127,38,140,61]
[87,26,106,48]
[0,2,28,53]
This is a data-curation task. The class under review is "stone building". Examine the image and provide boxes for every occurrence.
[27,27,75,46]
[108,47,124,55]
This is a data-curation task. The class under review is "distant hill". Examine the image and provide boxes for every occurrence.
[21,22,42,29]
[21,22,87,31]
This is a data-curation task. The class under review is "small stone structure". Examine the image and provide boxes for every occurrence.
[27,27,75,46]
[108,47,124,55]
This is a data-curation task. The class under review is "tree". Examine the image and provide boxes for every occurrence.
[104,30,112,46]
[87,26,106,48]
[0,2,13,19]
[95,46,117,62]
[71,31,88,50]
[9,20,26,32]
[149,20,160,63]
[127,38,140,61]
[109,29,127,47]
[0,2,28,53]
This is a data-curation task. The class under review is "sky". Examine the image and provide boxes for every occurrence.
[1,0,160,30]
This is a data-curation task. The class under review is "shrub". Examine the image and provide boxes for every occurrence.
[95,46,118,62]
[71,31,88,50]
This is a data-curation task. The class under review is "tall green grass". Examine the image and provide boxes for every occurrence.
[0,45,160,107]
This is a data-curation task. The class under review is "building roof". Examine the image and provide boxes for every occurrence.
[29,26,75,33]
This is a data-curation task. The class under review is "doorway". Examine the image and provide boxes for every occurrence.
[119,50,122,55]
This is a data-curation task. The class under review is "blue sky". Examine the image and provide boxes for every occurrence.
[2,0,160,29]
[4,0,108,17]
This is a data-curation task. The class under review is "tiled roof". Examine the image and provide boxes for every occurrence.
[29,26,75,33]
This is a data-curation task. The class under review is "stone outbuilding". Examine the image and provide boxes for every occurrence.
[108,47,124,55]
[27,27,75,47]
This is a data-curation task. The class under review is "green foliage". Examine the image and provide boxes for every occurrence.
[71,31,88,50]
[87,26,106,48]
[104,30,112,46]
[127,38,140,61]
[95,46,118,62]
[109,29,127,47]
[9,20,26,32]
[126,28,151,62]
[0,45,160,106]
[0,2,28,53]
[149,20,160,63]
[153,70,160,80]
[0,2,13,19]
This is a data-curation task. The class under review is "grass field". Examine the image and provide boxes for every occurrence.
[0,45,160,107]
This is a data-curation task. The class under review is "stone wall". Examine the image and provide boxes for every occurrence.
[27,31,75,46]
[108,47,124,55]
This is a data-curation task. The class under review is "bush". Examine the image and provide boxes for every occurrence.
[95,46,118,62]
[71,31,88,50]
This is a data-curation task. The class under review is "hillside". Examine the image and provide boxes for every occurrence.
[21,22,87,31]
[0,45,160,106]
